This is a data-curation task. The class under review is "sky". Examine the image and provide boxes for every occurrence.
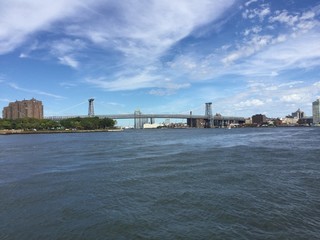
[1,0,320,125]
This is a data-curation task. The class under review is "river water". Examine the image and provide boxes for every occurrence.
[0,128,319,239]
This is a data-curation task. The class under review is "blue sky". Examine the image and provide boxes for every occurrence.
[1,0,320,124]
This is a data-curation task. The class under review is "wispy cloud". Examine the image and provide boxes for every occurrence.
[58,56,79,69]
[148,83,190,96]
[1,1,235,61]
[68,0,235,61]
[59,82,77,88]
[242,3,270,21]
[168,3,320,80]
[50,38,86,68]
[0,0,83,54]
[245,0,258,7]
[8,83,64,99]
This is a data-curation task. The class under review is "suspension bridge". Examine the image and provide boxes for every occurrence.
[45,99,245,128]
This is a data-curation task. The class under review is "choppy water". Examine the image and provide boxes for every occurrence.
[0,128,319,239]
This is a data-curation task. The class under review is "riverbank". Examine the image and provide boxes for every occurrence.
[0,129,123,135]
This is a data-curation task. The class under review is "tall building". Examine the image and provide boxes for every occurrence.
[291,108,304,119]
[252,114,267,125]
[2,98,43,120]
[312,99,320,124]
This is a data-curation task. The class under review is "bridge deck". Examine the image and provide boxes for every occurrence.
[45,114,245,121]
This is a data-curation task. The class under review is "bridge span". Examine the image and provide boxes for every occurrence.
[45,113,245,128]
[45,113,245,121]
[45,101,245,128]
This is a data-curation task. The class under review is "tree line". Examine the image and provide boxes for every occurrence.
[0,117,116,130]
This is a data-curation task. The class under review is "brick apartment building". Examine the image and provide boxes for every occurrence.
[2,98,43,120]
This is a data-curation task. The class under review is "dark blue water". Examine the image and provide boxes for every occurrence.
[0,128,319,239]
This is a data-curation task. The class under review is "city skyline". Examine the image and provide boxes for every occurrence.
[1,0,320,119]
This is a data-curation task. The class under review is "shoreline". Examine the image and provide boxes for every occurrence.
[0,129,124,135]
[0,125,316,135]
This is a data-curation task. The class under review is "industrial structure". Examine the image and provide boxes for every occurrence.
[2,98,43,120]
[88,98,95,117]
[134,110,148,129]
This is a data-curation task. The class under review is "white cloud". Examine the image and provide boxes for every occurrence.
[59,82,77,88]
[242,4,270,21]
[42,38,86,68]
[68,0,235,63]
[270,10,299,26]
[0,0,237,84]
[86,66,191,93]
[149,83,190,96]
[243,26,262,36]
[58,56,79,69]
[248,31,320,72]
[85,70,161,91]
[222,35,273,64]
[301,11,316,20]
[269,8,320,33]
[236,99,264,108]
[245,0,258,7]
[313,81,320,87]
[19,53,28,58]
[50,39,86,55]
[0,0,83,54]
[280,94,304,103]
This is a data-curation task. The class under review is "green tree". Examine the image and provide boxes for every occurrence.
[0,119,13,129]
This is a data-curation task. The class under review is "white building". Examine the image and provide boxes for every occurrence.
[281,117,299,125]
[312,99,320,124]
[143,123,163,129]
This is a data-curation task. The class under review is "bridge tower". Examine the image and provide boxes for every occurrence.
[88,98,95,117]
[205,102,213,128]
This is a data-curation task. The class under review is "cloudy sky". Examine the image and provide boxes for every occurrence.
[1,0,320,123]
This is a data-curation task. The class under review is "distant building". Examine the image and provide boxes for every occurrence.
[252,114,267,125]
[268,118,282,126]
[298,117,313,126]
[143,123,163,129]
[2,98,43,120]
[134,110,148,129]
[245,118,252,125]
[282,117,298,125]
[187,118,206,128]
[312,99,320,124]
[291,108,304,119]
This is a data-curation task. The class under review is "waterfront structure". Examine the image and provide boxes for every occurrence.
[2,98,43,120]
[252,114,267,125]
[312,99,320,124]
